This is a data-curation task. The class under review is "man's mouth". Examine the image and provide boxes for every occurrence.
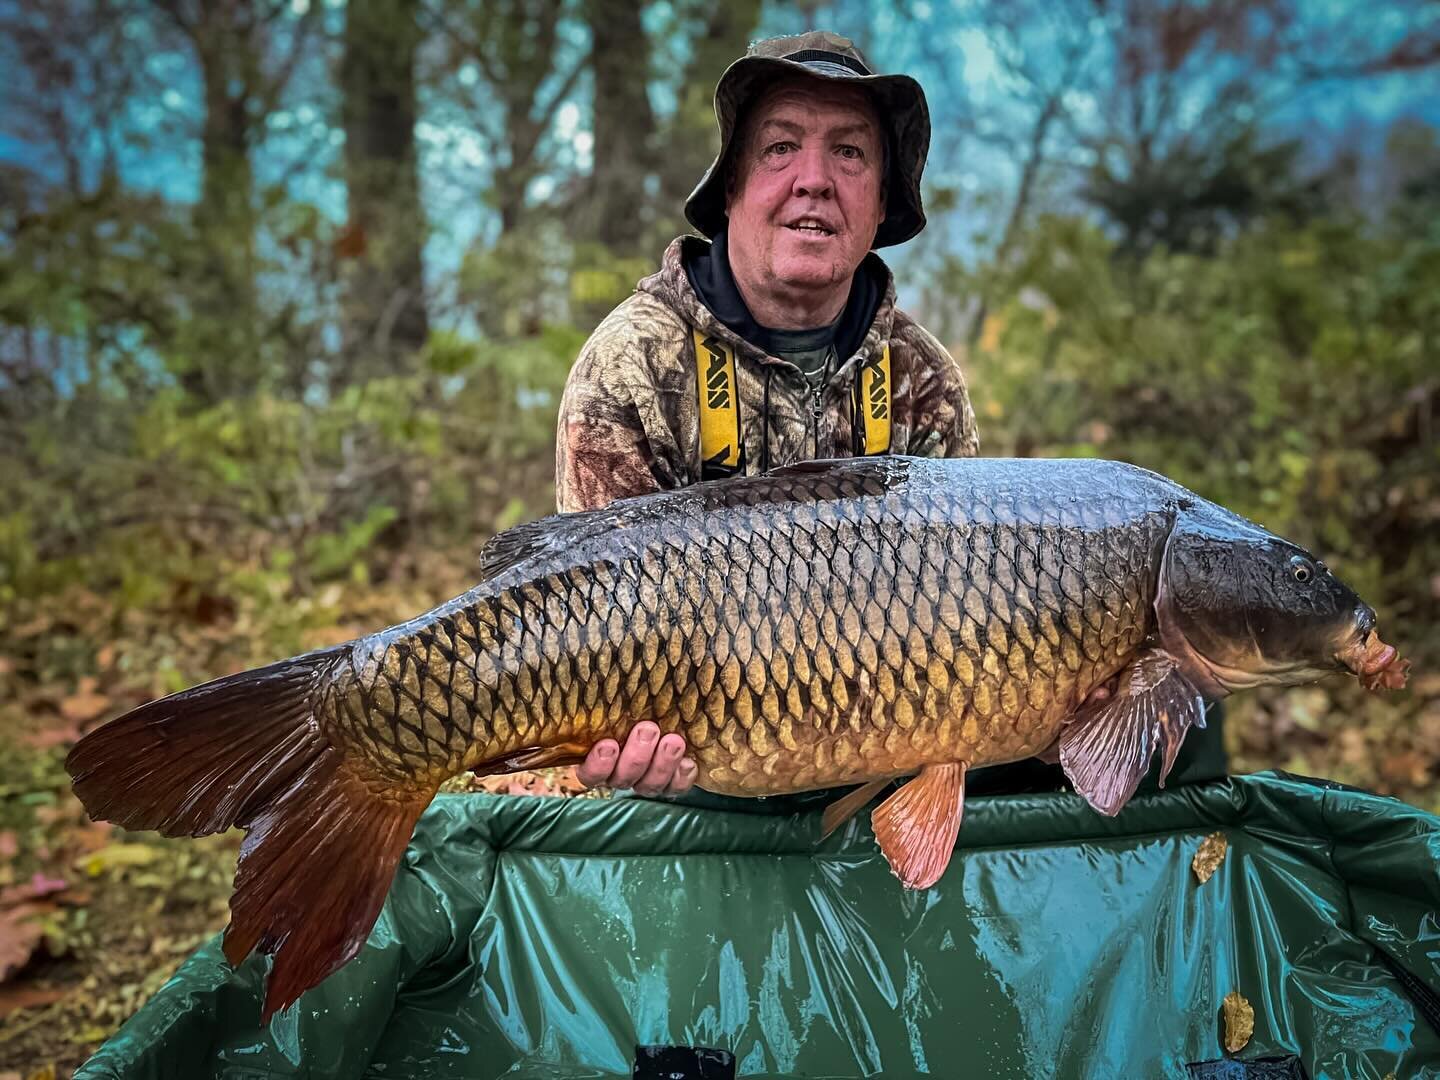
[785,219,834,237]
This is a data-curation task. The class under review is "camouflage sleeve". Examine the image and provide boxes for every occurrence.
[895,316,981,459]
[555,295,693,513]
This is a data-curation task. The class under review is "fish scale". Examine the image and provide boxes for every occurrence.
[319,457,1169,796]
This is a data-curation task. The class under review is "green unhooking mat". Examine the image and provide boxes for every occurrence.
[77,772,1440,1079]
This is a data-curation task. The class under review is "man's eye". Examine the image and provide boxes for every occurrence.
[765,141,795,156]
[837,145,863,160]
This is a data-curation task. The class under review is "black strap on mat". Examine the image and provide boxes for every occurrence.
[1186,1056,1309,1079]
[1378,946,1440,1037]
[633,1045,736,1080]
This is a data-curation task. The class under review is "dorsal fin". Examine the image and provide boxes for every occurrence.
[478,457,911,580]
[477,515,573,580]
[764,456,906,484]
[477,509,619,581]
[764,458,838,478]
[476,489,661,581]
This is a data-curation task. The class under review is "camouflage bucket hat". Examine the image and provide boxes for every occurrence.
[684,30,931,249]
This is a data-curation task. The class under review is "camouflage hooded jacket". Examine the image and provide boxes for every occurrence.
[555,236,979,513]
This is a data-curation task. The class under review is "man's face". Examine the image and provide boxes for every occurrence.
[725,77,886,299]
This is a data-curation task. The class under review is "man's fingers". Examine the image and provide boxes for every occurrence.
[1082,676,1120,708]
[576,739,620,788]
[580,724,694,795]
[664,757,698,796]
[633,733,687,795]
[608,722,661,789]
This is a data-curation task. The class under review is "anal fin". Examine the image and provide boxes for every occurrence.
[871,762,966,890]
[1059,649,1208,817]
[471,741,591,776]
[820,779,889,840]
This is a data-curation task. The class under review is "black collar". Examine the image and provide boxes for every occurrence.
[683,230,885,362]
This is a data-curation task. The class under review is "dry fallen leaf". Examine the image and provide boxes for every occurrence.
[19,726,78,751]
[33,801,82,828]
[68,820,114,855]
[474,768,578,797]
[30,873,67,898]
[9,615,52,639]
[0,873,69,905]
[1192,832,1229,885]
[59,689,111,725]
[0,984,65,1019]
[1223,990,1254,1053]
[554,766,586,795]
[0,900,56,982]
[1381,751,1431,788]
[77,843,159,877]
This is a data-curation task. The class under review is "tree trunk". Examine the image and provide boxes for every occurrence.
[199,52,254,240]
[585,0,655,256]
[657,0,762,219]
[340,0,429,380]
[188,29,259,403]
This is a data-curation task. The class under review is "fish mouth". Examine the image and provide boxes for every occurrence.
[1336,628,1411,692]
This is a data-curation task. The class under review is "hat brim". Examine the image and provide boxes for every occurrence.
[684,55,931,249]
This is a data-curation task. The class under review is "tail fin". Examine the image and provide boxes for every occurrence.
[64,647,433,1024]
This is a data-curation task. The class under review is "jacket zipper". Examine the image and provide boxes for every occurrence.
[809,381,825,458]
[808,347,842,457]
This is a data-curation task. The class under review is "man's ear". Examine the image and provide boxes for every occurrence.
[878,182,887,225]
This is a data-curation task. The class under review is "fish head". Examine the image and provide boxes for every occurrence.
[1156,516,1409,695]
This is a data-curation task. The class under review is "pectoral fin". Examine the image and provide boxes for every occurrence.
[820,779,890,840]
[871,762,966,889]
[1059,650,1207,817]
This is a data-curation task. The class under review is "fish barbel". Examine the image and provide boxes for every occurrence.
[65,456,1410,1021]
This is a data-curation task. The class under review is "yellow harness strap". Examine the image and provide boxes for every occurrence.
[695,332,892,475]
[693,329,742,478]
[855,344,892,454]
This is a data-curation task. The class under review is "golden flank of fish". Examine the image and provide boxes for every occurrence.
[65,457,1410,1022]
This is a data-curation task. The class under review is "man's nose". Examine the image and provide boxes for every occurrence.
[790,146,834,199]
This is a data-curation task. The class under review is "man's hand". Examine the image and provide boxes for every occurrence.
[577,721,697,796]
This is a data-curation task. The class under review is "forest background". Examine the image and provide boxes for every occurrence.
[1,0,1438,1070]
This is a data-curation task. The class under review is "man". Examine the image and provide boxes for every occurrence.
[555,32,979,796]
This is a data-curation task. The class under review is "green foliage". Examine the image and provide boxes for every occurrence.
[303,504,401,583]
[957,206,1440,647]
[0,324,573,617]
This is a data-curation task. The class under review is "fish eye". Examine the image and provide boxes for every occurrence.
[1289,555,1314,584]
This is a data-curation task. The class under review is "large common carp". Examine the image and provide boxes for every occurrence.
[66,456,1409,1022]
